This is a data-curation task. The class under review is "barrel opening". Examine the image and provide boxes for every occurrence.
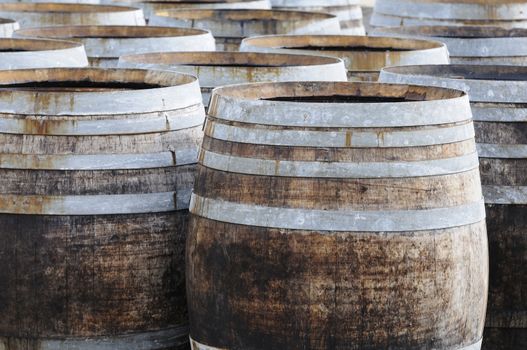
[15,26,208,39]
[383,65,527,82]
[0,3,138,13]
[0,81,163,92]
[284,45,412,52]
[266,95,410,103]
[156,8,336,22]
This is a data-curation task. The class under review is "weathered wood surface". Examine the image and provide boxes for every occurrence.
[0,3,145,27]
[240,35,449,81]
[0,38,88,69]
[187,81,488,350]
[373,26,527,66]
[379,64,527,348]
[118,51,347,107]
[149,9,340,51]
[372,0,527,29]
[0,18,17,37]
[14,25,215,68]
[0,68,205,349]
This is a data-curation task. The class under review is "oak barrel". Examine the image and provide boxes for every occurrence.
[372,0,527,29]
[0,18,17,37]
[240,35,449,81]
[0,38,88,69]
[379,64,527,350]
[118,51,347,107]
[0,3,145,27]
[15,25,215,67]
[270,0,365,35]
[149,9,341,51]
[187,81,488,350]
[0,68,205,350]
[373,26,527,66]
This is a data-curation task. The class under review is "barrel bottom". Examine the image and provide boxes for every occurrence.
[482,328,527,350]
[189,337,483,350]
[0,326,190,350]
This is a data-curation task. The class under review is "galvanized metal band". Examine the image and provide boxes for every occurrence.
[0,45,88,69]
[210,95,472,127]
[379,69,527,104]
[189,337,482,350]
[206,120,475,147]
[11,326,190,350]
[191,194,485,231]
[0,191,190,215]
[200,150,480,178]
[471,105,527,123]
[483,186,527,205]
[0,148,197,170]
[375,0,527,20]
[477,143,527,159]
[0,106,205,135]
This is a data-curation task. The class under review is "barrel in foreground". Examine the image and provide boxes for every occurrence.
[240,34,449,81]
[15,25,215,67]
[379,64,527,350]
[188,81,487,350]
[0,68,205,350]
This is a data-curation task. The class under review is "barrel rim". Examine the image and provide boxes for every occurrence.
[0,17,17,25]
[373,25,527,39]
[0,2,143,13]
[0,37,86,51]
[153,8,338,21]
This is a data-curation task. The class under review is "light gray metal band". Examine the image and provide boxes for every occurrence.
[0,149,197,170]
[190,337,482,350]
[0,45,88,69]
[483,186,527,205]
[206,121,475,147]
[190,194,485,231]
[12,327,190,350]
[0,191,186,215]
[200,150,480,178]
[375,0,527,20]
[210,95,472,127]
[0,19,18,38]
[0,107,204,135]
[472,105,527,123]
[477,143,527,159]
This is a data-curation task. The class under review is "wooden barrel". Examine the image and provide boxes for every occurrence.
[0,68,205,350]
[149,9,341,51]
[188,81,487,350]
[109,0,271,20]
[379,65,527,350]
[0,38,88,69]
[118,51,348,107]
[240,35,449,81]
[0,18,18,37]
[15,25,215,67]
[271,0,365,35]
[0,3,145,27]
[372,0,527,29]
[373,26,527,66]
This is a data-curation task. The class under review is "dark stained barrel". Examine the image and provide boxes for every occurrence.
[149,9,340,51]
[0,38,88,69]
[240,34,449,81]
[187,81,488,350]
[15,25,215,67]
[372,0,527,29]
[0,3,145,27]
[373,26,527,66]
[118,51,347,108]
[0,18,18,37]
[379,65,527,350]
[0,68,205,350]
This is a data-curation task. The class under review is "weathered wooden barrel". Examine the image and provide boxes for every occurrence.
[15,25,215,67]
[0,38,88,69]
[271,0,365,35]
[0,3,145,27]
[373,26,527,66]
[149,9,340,51]
[379,64,527,350]
[119,51,347,107]
[372,0,527,29]
[357,0,375,33]
[109,0,271,20]
[0,18,18,37]
[240,35,449,81]
[0,68,205,350]
[188,81,487,350]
